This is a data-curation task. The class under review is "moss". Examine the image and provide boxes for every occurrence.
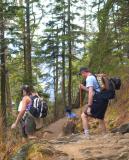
[27,143,54,160]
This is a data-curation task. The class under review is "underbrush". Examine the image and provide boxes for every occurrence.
[0,128,23,160]
[0,109,25,159]
[106,79,129,130]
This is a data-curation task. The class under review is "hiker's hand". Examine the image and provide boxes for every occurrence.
[11,123,17,129]
[80,84,85,90]
[87,107,91,115]
[84,104,91,115]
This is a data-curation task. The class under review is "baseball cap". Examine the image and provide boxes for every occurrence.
[78,67,89,75]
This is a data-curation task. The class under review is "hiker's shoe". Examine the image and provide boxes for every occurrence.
[76,134,90,144]
[28,135,37,140]
[84,134,90,139]
[79,133,90,140]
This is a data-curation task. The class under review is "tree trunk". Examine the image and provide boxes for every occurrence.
[19,0,27,81]
[83,0,87,54]
[25,0,32,86]
[54,68,57,119]
[54,29,59,120]
[0,1,6,141]
[68,0,72,106]
[62,11,66,110]
[126,0,129,59]
[6,70,12,110]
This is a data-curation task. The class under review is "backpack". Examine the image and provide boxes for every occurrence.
[95,74,121,100]
[110,77,121,90]
[95,74,109,91]
[29,96,48,118]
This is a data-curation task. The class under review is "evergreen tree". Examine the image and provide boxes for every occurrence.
[0,0,6,141]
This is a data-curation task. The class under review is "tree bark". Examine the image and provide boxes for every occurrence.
[83,0,87,54]
[54,29,59,120]
[6,70,12,110]
[68,0,72,106]
[25,0,32,86]
[0,1,6,141]
[62,11,66,109]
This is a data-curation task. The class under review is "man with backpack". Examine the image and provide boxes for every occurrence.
[79,67,109,138]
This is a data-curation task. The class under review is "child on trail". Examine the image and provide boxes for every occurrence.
[65,107,77,119]
[62,107,78,135]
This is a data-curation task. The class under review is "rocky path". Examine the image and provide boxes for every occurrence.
[40,117,68,140]
[10,108,129,160]
[53,132,129,160]
[11,132,129,160]
[34,108,129,159]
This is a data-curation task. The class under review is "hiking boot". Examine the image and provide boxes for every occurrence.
[77,134,90,144]
[79,133,90,140]
[28,135,37,140]
[84,134,90,139]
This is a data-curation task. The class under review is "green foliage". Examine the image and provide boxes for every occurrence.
[6,110,16,127]
[1,0,129,126]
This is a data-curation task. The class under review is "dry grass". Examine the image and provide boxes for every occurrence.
[0,123,25,160]
[106,79,129,129]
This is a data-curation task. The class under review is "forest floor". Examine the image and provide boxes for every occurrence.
[4,82,129,160]
[36,104,129,141]
[9,103,129,160]
[10,107,129,160]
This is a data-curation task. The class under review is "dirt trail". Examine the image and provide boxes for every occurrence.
[37,108,81,140]
[54,133,129,160]
[37,115,129,160]
[34,107,129,160]
[10,106,129,160]
[42,117,67,139]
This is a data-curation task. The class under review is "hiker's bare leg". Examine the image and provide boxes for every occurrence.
[81,112,89,135]
[98,119,106,133]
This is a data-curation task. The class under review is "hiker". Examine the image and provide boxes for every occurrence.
[31,88,40,98]
[79,67,109,137]
[18,100,22,112]
[11,85,36,139]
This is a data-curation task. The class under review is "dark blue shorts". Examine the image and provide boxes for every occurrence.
[85,93,109,120]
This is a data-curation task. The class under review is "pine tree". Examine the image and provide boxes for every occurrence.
[0,0,7,141]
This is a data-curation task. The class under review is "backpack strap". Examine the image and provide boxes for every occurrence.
[92,74,101,93]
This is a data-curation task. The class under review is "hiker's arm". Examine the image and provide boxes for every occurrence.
[87,86,94,106]
[80,84,88,91]
[11,97,29,129]
[13,110,25,126]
